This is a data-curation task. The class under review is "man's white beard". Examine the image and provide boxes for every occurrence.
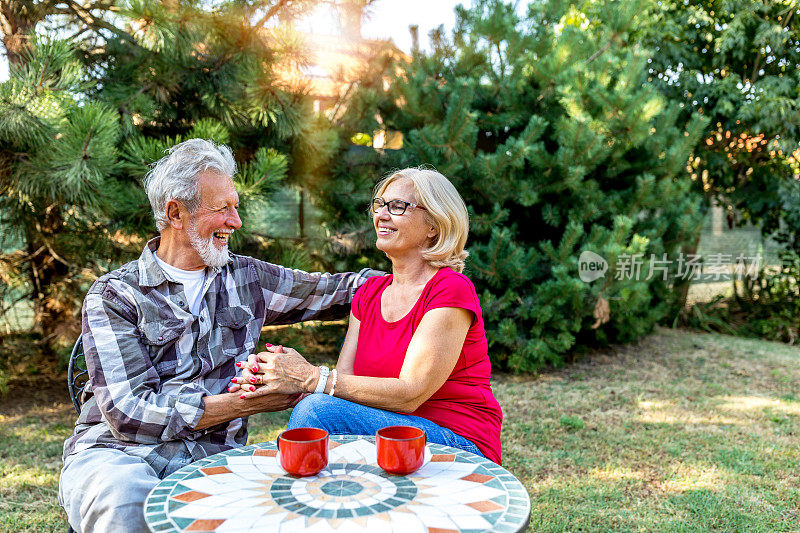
[187,220,229,268]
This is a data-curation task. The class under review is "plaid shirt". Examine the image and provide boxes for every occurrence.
[63,237,379,475]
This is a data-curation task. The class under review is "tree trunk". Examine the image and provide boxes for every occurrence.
[298,186,305,239]
[670,232,702,321]
[24,208,77,351]
[28,241,72,341]
[0,0,40,66]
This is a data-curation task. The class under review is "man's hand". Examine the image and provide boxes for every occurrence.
[239,390,301,413]
[194,389,301,430]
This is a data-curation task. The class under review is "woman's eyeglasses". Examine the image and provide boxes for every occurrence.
[371,197,427,216]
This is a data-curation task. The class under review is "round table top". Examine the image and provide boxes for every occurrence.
[144,435,530,533]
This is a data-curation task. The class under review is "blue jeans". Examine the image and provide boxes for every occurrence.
[288,394,485,458]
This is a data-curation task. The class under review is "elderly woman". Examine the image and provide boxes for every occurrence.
[234,168,502,463]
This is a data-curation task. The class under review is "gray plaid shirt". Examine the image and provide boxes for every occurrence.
[63,237,378,475]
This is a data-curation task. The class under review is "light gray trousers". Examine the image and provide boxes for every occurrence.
[59,447,192,533]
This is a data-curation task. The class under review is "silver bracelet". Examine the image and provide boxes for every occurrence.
[328,369,338,397]
[314,366,330,394]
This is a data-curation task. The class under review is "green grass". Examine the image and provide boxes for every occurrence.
[498,327,800,531]
[2,326,800,531]
[0,404,75,531]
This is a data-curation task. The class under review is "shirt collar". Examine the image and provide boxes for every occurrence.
[138,236,232,287]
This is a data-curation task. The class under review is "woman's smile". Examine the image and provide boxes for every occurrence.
[376,224,397,236]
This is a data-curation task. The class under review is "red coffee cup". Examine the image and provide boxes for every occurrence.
[376,426,426,475]
[277,427,329,477]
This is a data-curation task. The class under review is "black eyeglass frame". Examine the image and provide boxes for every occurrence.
[371,197,427,216]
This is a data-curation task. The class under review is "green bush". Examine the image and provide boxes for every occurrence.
[327,0,706,371]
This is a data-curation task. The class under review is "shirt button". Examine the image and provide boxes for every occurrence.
[178,300,185,308]
[158,336,163,341]
[199,316,205,322]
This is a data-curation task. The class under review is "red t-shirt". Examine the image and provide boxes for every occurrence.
[351,267,503,463]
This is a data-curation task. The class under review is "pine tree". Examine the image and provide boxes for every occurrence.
[329,0,708,371]
[0,1,344,351]
[0,36,121,346]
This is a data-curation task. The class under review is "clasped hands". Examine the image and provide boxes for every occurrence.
[228,343,319,401]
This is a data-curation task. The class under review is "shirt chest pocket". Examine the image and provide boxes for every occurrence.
[140,319,186,376]
[217,306,256,357]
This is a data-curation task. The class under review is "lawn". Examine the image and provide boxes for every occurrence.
[1,326,798,531]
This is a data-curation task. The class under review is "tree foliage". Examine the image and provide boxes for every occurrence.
[640,0,800,341]
[0,0,339,351]
[0,36,122,346]
[641,0,800,243]
[328,0,708,371]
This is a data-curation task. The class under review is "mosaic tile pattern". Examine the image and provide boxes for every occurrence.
[145,435,530,532]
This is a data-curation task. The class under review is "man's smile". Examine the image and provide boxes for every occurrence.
[213,230,233,245]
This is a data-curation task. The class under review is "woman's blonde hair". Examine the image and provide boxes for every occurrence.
[373,167,469,273]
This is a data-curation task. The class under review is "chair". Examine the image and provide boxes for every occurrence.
[67,337,88,415]
[66,338,88,533]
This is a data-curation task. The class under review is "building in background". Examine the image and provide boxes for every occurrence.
[275,0,407,144]
[261,1,409,244]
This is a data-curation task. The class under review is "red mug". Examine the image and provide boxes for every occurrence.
[277,427,329,477]
[376,426,426,475]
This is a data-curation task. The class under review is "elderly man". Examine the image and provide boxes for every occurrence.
[58,139,379,532]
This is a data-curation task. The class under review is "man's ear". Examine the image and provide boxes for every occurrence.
[165,200,185,230]
[427,225,438,239]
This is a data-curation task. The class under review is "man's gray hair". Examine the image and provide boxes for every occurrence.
[144,138,237,231]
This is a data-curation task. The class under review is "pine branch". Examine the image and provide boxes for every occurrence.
[58,0,138,48]
[254,0,293,29]
[4,245,46,267]
[66,25,91,42]
[586,31,619,64]
[328,80,357,124]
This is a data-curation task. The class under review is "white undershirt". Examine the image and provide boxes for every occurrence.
[153,253,206,315]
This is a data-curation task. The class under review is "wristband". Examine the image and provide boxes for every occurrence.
[328,369,338,397]
[314,366,330,394]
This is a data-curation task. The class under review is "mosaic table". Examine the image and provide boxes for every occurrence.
[144,435,531,533]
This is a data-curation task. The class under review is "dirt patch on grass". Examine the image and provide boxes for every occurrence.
[0,373,72,418]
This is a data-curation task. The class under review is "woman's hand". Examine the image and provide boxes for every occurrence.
[227,353,262,396]
[232,344,319,399]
